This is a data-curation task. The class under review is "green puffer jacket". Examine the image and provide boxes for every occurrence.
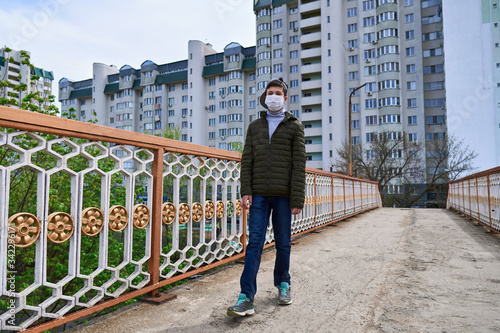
[240,111,306,209]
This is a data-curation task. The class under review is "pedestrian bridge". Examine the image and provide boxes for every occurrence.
[0,107,499,332]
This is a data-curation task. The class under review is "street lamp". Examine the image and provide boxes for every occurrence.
[348,83,367,177]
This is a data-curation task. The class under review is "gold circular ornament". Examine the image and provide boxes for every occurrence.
[162,202,176,225]
[133,204,150,229]
[216,201,224,219]
[235,200,242,216]
[109,205,128,232]
[81,207,104,237]
[227,201,234,217]
[47,212,75,244]
[8,213,41,248]
[205,200,215,220]
[192,203,203,222]
[179,203,190,224]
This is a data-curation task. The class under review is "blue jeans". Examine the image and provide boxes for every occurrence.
[240,195,292,301]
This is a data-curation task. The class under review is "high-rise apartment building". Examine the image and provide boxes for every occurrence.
[254,0,445,173]
[0,47,54,110]
[443,0,500,170]
[59,41,255,149]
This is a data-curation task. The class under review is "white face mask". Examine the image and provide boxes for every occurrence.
[265,95,285,112]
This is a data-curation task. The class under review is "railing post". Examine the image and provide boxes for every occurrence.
[242,209,248,254]
[360,181,363,211]
[462,181,465,213]
[468,179,472,217]
[313,174,317,227]
[148,147,164,297]
[343,178,346,216]
[487,175,492,228]
[476,178,480,222]
[331,177,334,222]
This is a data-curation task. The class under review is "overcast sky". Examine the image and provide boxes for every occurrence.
[0,0,256,84]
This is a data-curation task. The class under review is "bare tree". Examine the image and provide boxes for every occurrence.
[332,132,477,208]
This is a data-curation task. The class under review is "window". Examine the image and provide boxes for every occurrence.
[169,85,175,92]
[352,137,360,145]
[209,92,215,100]
[273,5,282,14]
[290,80,299,88]
[347,8,357,17]
[380,131,402,141]
[209,132,215,140]
[423,64,443,74]
[379,114,401,124]
[290,50,298,58]
[423,48,443,57]
[405,0,413,5]
[379,79,399,90]
[123,75,131,82]
[258,66,271,76]
[363,0,375,10]
[182,95,188,102]
[407,64,416,73]
[366,115,377,125]
[258,81,268,90]
[273,64,283,73]
[349,87,360,96]
[365,82,377,92]
[249,101,256,108]
[378,45,399,56]
[422,0,441,8]
[378,62,399,73]
[290,95,299,103]
[348,55,358,64]
[406,47,415,56]
[273,49,283,58]
[209,118,215,126]
[365,65,376,76]
[289,36,299,44]
[424,81,444,91]
[273,19,282,29]
[218,101,227,109]
[407,81,416,90]
[363,16,375,26]
[408,133,417,142]
[352,120,360,129]
[348,23,358,32]
[229,71,242,80]
[249,86,256,95]
[377,11,397,23]
[182,108,188,117]
[257,23,270,32]
[290,21,298,30]
[378,29,398,39]
[273,34,283,44]
[378,97,400,107]
[366,133,377,142]
[258,52,271,61]
[405,14,414,23]
[168,110,175,117]
[425,115,445,124]
[367,150,376,160]
[364,32,376,43]
[144,71,153,77]
[408,115,417,125]
[364,49,376,59]
[406,30,415,40]
[348,39,358,48]
[257,7,270,17]
[365,99,377,109]
[422,15,441,24]
[351,103,360,112]
[349,71,359,80]
[249,73,256,80]
[257,37,271,47]
[289,6,298,14]
[219,128,227,137]
[407,98,417,107]
[423,31,442,41]
[290,65,299,73]
[425,98,445,107]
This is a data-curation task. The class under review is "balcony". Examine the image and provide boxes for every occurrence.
[304,126,322,136]
[300,0,321,14]
[300,111,321,122]
[301,95,322,106]
[301,63,322,75]
[301,79,322,90]
[301,16,321,29]
[301,47,321,59]
[300,32,321,44]
[305,143,322,153]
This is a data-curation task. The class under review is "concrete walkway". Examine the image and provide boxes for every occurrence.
[68,208,500,333]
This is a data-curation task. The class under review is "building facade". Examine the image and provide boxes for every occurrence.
[443,0,500,170]
[59,41,256,150]
[0,47,54,110]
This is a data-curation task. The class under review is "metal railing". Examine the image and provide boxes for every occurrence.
[0,106,382,332]
[447,166,500,233]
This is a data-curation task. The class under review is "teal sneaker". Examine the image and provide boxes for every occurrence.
[227,293,254,317]
[277,282,292,305]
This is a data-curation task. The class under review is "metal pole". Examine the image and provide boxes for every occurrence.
[348,83,366,177]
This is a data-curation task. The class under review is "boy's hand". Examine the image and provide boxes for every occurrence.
[291,208,302,215]
[242,195,252,210]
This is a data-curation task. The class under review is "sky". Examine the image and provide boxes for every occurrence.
[0,0,256,84]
